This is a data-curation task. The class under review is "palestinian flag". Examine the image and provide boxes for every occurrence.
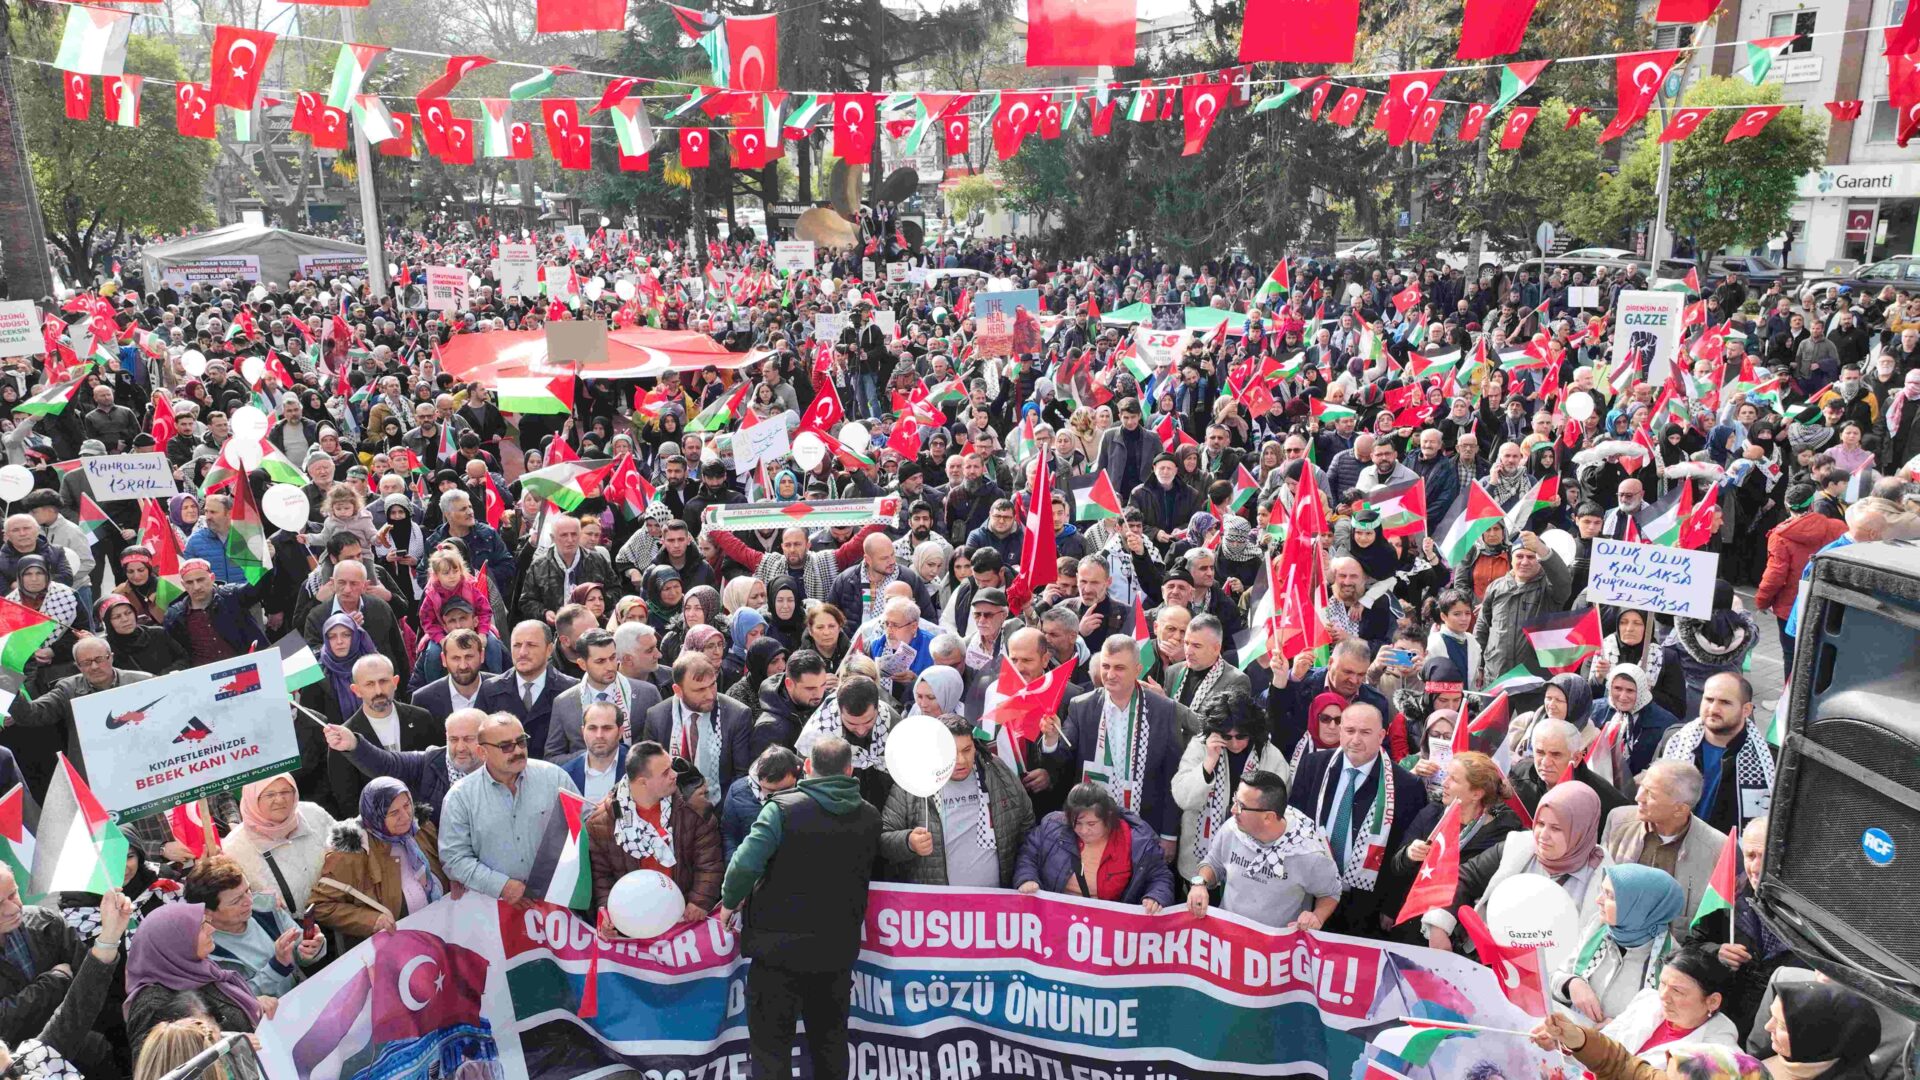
[1651,384,1691,433]
[1634,481,1692,546]
[326,42,386,110]
[509,66,567,100]
[1310,398,1356,423]
[1502,474,1558,534]
[1451,690,1515,771]
[1252,75,1326,113]
[1275,352,1307,380]
[16,373,89,416]
[275,631,324,692]
[496,376,576,415]
[1133,593,1155,672]
[0,597,58,675]
[1066,472,1124,521]
[1433,481,1503,565]
[1738,36,1796,85]
[0,786,32,900]
[1372,1022,1474,1066]
[1364,1063,1415,1080]
[1116,342,1153,384]
[701,497,899,533]
[1492,58,1550,112]
[1692,825,1741,927]
[1008,415,1038,464]
[250,441,307,487]
[1365,477,1427,538]
[1523,606,1602,673]
[30,755,128,898]
[137,499,185,608]
[75,494,110,539]
[519,458,615,513]
[1255,258,1291,303]
[1482,664,1546,696]
[526,787,592,910]
[219,472,270,584]
[1228,464,1259,512]
[687,381,751,432]
[1407,347,1458,381]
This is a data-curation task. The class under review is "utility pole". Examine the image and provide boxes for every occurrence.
[1650,72,1679,269]
[341,6,387,298]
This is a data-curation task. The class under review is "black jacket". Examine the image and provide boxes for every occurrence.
[1287,749,1429,935]
[740,781,883,972]
[0,907,84,1046]
[326,703,437,819]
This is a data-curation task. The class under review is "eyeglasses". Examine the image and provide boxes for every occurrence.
[1231,800,1277,816]
[482,734,531,751]
[1222,731,1251,743]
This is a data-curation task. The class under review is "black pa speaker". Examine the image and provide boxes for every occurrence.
[1759,539,1920,1019]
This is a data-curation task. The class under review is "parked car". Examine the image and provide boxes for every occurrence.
[1799,255,1920,296]
[1333,238,1381,261]
[1658,254,1799,292]
[1560,246,1638,261]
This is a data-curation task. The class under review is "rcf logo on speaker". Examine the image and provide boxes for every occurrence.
[211,664,262,701]
[1862,828,1895,867]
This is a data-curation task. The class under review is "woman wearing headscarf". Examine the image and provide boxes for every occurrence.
[1289,691,1349,773]
[1170,689,1289,879]
[1216,517,1264,592]
[309,778,446,948]
[726,638,786,708]
[1421,780,1612,953]
[643,566,684,635]
[220,774,334,913]
[663,584,725,665]
[908,666,965,719]
[1751,981,1885,1079]
[302,612,379,727]
[111,547,169,626]
[1656,581,1758,720]
[1449,520,1512,601]
[165,494,199,551]
[764,577,807,650]
[98,594,188,675]
[374,493,422,614]
[1554,865,1688,1023]
[1515,672,1597,754]
[123,903,264,1056]
[721,607,766,687]
[1530,960,1754,1079]
[1344,512,1402,586]
[682,624,726,670]
[1590,608,1665,700]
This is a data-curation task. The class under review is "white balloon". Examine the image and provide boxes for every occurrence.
[792,432,827,472]
[615,279,637,302]
[232,437,266,472]
[885,716,959,799]
[230,405,270,442]
[837,421,870,454]
[180,350,208,378]
[1563,392,1595,423]
[606,870,686,939]
[1485,872,1582,977]
[1540,528,1578,567]
[387,263,400,278]
[248,285,268,303]
[240,355,266,386]
[584,279,605,302]
[262,484,311,532]
[0,465,32,502]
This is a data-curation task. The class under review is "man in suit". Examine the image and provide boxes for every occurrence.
[545,627,662,763]
[326,654,436,819]
[638,652,753,804]
[559,700,629,804]
[321,707,486,826]
[1287,699,1427,937]
[1601,759,1726,938]
[1039,636,1184,853]
[411,628,490,726]
[303,559,409,688]
[1160,615,1248,742]
[475,620,580,760]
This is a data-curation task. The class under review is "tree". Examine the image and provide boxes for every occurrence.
[0,0,55,298]
[1594,77,1825,255]
[945,174,998,221]
[20,35,212,285]
[1465,100,1613,251]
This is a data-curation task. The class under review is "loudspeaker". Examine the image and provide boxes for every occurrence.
[1759,539,1920,1019]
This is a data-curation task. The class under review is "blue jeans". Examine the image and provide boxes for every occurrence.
[856,372,882,419]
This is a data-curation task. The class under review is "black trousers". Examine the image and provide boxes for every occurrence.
[746,962,852,1080]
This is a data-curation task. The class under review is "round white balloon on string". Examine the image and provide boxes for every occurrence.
[249,285,268,303]
[837,421,871,454]
[584,278,606,303]
[885,716,959,799]
[180,350,208,378]
[468,274,483,291]
[387,263,400,279]
[232,437,266,472]
[792,432,827,472]
[240,355,266,386]
[1484,872,1581,977]
[1539,528,1578,566]
[0,466,32,503]
[230,405,270,443]
[1563,393,1595,424]
[262,485,310,532]
[615,279,638,302]
[607,870,686,939]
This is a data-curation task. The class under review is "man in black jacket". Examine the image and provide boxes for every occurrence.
[326,655,437,818]
[0,864,86,1046]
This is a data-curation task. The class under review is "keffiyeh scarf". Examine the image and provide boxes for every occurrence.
[1661,720,1774,825]
[613,780,677,868]
[8,583,76,630]
[800,688,891,771]
[1313,752,1396,892]
[1242,807,1332,883]
[1193,745,1260,869]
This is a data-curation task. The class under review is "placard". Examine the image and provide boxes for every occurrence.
[296,252,368,279]
[1587,537,1719,619]
[160,256,261,288]
[874,310,896,336]
[82,453,177,502]
[861,259,877,281]
[544,319,609,364]
[772,240,815,272]
[497,243,539,298]
[0,301,40,360]
[562,224,589,251]
[814,312,850,342]
[1566,285,1601,309]
[71,651,299,820]
[886,262,909,285]
[733,413,792,475]
[1609,289,1686,388]
[544,264,578,300]
[425,266,469,312]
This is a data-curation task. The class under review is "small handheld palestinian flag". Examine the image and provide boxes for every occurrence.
[0,596,58,675]
[15,372,89,417]
[1452,690,1515,772]
[1371,1020,1473,1066]
[0,785,33,900]
[519,458,616,513]
[274,630,324,691]
[1066,472,1124,521]
[496,376,576,415]
[1522,606,1602,673]
[75,495,110,543]
[31,755,128,899]
[1255,257,1290,303]
[527,787,592,909]
[687,380,751,432]
[1228,464,1259,512]
[1692,826,1741,935]
[1364,477,1427,538]
[1310,398,1356,423]
[1501,474,1558,535]
[1433,481,1503,565]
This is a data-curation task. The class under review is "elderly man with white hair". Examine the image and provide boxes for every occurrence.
[614,620,671,694]
[1507,716,1631,820]
[326,654,436,817]
[868,596,939,705]
[303,558,409,685]
[1601,759,1726,936]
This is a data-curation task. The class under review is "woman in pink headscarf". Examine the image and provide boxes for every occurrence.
[220,774,334,912]
[1419,780,1612,953]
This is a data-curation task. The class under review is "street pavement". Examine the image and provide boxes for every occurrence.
[1736,585,1790,715]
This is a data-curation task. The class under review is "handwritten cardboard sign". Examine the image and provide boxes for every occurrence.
[1587,538,1718,620]
[82,453,177,502]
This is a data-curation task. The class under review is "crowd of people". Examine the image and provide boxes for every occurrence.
[0,228,1905,1080]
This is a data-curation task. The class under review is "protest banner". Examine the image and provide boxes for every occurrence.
[261,886,1558,1080]
[426,267,471,313]
[813,312,850,342]
[772,240,815,272]
[733,413,791,475]
[0,301,40,359]
[70,650,298,820]
[296,253,368,279]
[1587,537,1719,619]
[1610,289,1686,387]
[886,262,909,285]
[562,224,590,251]
[81,453,177,502]
[497,244,539,298]
[160,256,261,288]
[1134,326,1196,372]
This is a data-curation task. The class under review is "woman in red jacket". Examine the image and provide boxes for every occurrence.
[1753,483,1846,662]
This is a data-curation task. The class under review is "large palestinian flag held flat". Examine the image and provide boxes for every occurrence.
[0,597,59,675]
[1433,481,1503,565]
[526,787,591,909]
[1523,606,1603,673]
[31,755,128,898]
[495,376,576,415]
[1364,477,1426,537]
[1066,472,1124,521]
[701,497,901,534]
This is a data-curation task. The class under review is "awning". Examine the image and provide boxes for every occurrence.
[438,326,768,383]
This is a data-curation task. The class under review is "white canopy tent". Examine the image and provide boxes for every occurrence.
[140,223,367,289]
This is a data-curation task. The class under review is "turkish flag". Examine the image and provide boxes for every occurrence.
[508,120,534,160]
[378,112,414,158]
[1724,104,1783,142]
[1381,70,1443,145]
[1458,0,1538,60]
[833,92,877,164]
[726,14,779,91]
[1027,0,1136,66]
[1826,99,1863,122]
[729,128,779,168]
[1228,65,1255,108]
[312,106,349,149]
[1240,0,1358,63]
[1310,82,1332,120]
[537,0,623,33]
[591,77,640,114]
[1181,80,1227,155]
[103,75,140,126]
[370,930,490,1043]
[1653,0,1718,21]
[175,82,215,139]
[1598,49,1680,143]
[987,660,1078,742]
[796,379,844,435]
[1458,904,1549,1016]
[1891,50,1920,147]
[541,99,580,161]
[619,150,649,172]
[679,127,710,167]
[1089,97,1117,136]
[441,118,475,165]
[1657,106,1710,143]
[417,55,492,100]
[1457,102,1492,141]
[886,414,922,459]
[943,112,971,154]
[291,90,322,134]
[63,72,90,122]
[1408,100,1447,143]
[1327,85,1368,126]
[416,97,454,157]
[1006,451,1058,612]
[1498,105,1537,149]
[560,126,592,170]
[993,92,1046,160]
[209,25,275,109]
[1394,801,1462,924]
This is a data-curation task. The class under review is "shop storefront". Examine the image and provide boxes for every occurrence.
[1794,163,1920,270]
